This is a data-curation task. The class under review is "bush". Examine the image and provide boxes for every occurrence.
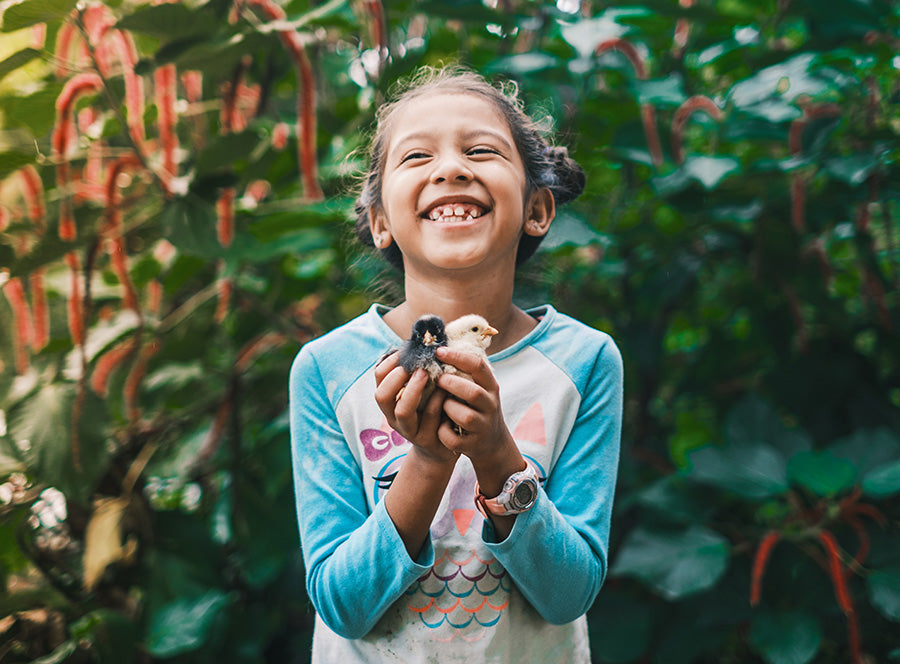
[0,0,897,662]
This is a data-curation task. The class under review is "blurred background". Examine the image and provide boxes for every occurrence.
[0,0,898,662]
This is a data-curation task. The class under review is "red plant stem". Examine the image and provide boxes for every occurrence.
[155,63,179,191]
[29,270,49,352]
[91,337,137,397]
[594,39,663,168]
[19,165,46,232]
[54,73,103,241]
[790,174,806,233]
[671,96,723,164]
[818,530,862,664]
[235,331,287,373]
[361,0,388,73]
[2,277,32,374]
[215,276,233,324]
[248,0,324,199]
[750,530,781,606]
[196,396,232,465]
[65,252,84,346]
[146,279,163,314]
[54,22,78,78]
[124,339,160,422]
[104,155,143,312]
[216,188,236,247]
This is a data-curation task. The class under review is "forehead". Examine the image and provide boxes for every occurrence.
[384,91,514,149]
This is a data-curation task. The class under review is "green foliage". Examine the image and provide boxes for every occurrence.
[0,0,898,662]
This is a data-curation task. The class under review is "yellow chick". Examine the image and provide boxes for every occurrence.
[444,314,498,382]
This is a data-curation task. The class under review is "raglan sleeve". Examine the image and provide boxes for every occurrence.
[482,333,623,624]
[289,344,434,639]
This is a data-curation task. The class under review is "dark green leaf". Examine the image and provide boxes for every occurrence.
[631,74,687,107]
[611,525,730,599]
[541,210,609,250]
[687,441,788,499]
[749,610,822,664]
[0,151,32,179]
[862,459,900,499]
[0,47,40,82]
[729,53,834,108]
[588,588,654,662]
[867,566,900,622]
[115,3,217,41]
[1,0,76,31]
[145,589,230,656]
[787,450,856,496]
[70,610,137,664]
[823,153,880,186]
[653,156,739,194]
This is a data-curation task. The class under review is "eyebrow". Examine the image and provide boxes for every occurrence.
[390,128,515,152]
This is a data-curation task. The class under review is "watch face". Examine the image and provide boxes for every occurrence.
[511,479,537,510]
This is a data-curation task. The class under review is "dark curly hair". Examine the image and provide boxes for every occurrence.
[354,67,585,271]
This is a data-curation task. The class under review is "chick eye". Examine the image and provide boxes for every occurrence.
[471,326,479,332]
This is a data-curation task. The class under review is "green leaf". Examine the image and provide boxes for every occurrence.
[558,15,630,58]
[610,525,730,599]
[632,74,687,107]
[588,588,654,662]
[0,151,32,179]
[787,451,856,497]
[487,52,562,76]
[862,459,900,499]
[729,53,834,108]
[829,428,900,477]
[541,210,609,250]
[823,153,880,186]
[0,47,40,82]
[867,566,900,622]
[1,0,76,31]
[161,195,221,257]
[6,382,112,504]
[749,610,822,664]
[687,440,788,499]
[145,589,230,657]
[653,156,739,194]
[27,640,78,664]
[115,3,217,41]
[70,610,137,664]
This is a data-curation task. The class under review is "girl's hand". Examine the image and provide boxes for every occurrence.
[374,352,457,465]
[434,346,513,463]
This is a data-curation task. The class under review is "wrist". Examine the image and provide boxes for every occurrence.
[469,431,524,497]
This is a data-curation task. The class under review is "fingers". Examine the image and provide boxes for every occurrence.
[435,347,496,388]
[373,350,399,385]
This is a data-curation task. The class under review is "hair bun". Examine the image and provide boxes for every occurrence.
[543,145,585,206]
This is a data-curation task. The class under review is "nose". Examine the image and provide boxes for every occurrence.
[430,153,472,184]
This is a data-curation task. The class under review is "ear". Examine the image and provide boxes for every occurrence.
[369,205,393,249]
[523,187,555,238]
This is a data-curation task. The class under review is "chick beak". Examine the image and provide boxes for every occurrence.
[481,326,499,340]
[423,331,436,345]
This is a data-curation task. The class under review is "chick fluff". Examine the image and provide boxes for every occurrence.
[444,314,498,381]
[394,314,447,409]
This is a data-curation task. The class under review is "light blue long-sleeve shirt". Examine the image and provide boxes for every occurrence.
[289,304,623,663]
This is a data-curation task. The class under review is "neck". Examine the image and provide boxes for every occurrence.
[383,264,535,354]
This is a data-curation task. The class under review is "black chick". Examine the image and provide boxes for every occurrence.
[394,314,447,410]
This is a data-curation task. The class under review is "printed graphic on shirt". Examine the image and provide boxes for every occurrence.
[365,411,548,643]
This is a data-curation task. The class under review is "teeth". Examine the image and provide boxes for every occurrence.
[427,203,485,222]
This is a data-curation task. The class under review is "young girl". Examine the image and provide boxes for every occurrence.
[289,67,623,663]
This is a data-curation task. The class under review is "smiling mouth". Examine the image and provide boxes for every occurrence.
[425,203,487,223]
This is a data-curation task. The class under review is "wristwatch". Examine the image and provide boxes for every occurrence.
[474,462,539,518]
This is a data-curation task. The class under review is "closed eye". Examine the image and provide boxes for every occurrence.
[468,146,499,156]
[399,151,430,164]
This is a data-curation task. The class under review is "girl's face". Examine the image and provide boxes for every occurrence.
[370,92,553,278]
